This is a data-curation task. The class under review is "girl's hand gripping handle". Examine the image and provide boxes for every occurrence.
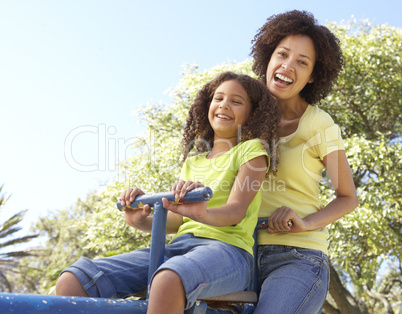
[117,186,213,211]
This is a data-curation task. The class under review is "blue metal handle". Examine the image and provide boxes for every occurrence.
[116,186,213,211]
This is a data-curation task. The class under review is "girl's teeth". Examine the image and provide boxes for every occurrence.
[217,115,230,119]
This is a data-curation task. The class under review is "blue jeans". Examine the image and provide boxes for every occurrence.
[254,245,329,314]
[61,234,253,310]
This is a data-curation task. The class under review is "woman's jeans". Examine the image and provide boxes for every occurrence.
[254,245,330,314]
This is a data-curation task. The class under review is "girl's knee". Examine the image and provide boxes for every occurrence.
[148,270,185,313]
[56,272,88,297]
[152,269,182,288]
[150,269,185,299]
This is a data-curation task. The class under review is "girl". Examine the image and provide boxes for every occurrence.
[56,71,279,314]
[250,10,359,313]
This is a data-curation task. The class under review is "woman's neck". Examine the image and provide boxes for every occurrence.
[278,96,309,120]
[277,96,309,137]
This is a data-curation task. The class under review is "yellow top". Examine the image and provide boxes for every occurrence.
[258,105,344,255]
[173,139,269,255]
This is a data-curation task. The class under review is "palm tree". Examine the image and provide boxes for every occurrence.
[0,185,39,292]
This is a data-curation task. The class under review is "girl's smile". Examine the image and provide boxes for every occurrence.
[208,80,252,145]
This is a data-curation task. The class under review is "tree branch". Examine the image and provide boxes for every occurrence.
[322,300,340,314]
[363,284,394,314]
[0,270,12,292]
[346,99,376,139]
[328,262,362,313]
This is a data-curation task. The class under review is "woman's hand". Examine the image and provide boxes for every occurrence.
[268,151,359,234]
[268,206,307,233]
[162,180,208,223]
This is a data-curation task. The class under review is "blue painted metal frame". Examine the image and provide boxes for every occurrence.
[0,293,149,313]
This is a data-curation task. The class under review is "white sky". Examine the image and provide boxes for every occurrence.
[1,0,401,234]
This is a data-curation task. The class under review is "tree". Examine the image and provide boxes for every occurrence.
[15,19,401,313]
[0,185,39,293]
[323,20,401,140]
[319,20,402,314]
[10,193,109,294]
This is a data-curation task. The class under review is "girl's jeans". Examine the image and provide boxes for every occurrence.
[61,234,253,310]
[254,245,330,314]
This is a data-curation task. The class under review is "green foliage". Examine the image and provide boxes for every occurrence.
[0,185,39,293]
[327,135,401,281]
[319,20,402,313]
[10,193,106,294]
[323,20,402,140]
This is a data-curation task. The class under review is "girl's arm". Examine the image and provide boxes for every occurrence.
[163,155,268,227]
[120,187,184,234]
[268,149,359,233]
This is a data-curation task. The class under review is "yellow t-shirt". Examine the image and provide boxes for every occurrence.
[172,139,269,255]
[258,105,344,255]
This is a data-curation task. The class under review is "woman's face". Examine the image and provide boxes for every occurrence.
[265,34,316,102]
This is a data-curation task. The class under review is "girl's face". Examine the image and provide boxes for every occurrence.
[208,80,252,141]
[266,34,316,102]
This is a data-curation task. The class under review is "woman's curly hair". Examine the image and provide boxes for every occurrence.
[181,71,280,175]
[250,10,344,104]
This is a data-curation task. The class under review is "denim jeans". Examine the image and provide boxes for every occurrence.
[254,245,329,314]
[61,234,253,310]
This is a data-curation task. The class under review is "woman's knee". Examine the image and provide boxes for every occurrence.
[56,272,88,297]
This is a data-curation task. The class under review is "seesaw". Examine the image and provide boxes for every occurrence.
[0,187,267,313]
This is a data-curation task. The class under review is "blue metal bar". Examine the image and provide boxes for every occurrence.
[147,201,167,295]
[0,293,148,313]
[250,218,269,293]
[256,217,269,231]
[116,186,213,211]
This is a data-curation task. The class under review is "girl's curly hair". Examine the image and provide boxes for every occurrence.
[250,10,344,104]
[181,71,280,175]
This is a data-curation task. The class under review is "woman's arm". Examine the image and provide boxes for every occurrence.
[163,155,268,227]
[268,150,359,233]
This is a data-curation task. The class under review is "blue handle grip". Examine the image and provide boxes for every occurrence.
[116,186,213,211]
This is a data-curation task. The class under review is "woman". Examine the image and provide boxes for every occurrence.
[250,10,359,313]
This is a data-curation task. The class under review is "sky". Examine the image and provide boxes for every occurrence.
[1,0,401,237]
